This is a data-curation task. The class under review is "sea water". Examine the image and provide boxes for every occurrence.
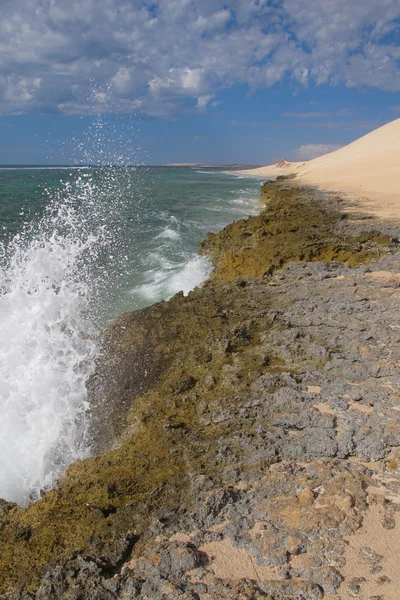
[0,165,261,505]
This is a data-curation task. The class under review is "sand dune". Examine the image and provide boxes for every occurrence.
[237,159,307,178]
[239,119,400,219]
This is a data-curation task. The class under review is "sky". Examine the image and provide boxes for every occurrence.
[0,0,399,165]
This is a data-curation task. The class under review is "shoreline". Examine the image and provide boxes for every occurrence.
[1,181,400,599]
[234,166,400,222]
[233,118,400,222]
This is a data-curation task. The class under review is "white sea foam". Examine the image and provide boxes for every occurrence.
[233,188,258,195]
[194,170,219,174]
[230,196,259,212]
[0,174,107,506]
[231,197,252,205]
[132,254,212,304]
[165,255,212,295]
[156,227,181,240]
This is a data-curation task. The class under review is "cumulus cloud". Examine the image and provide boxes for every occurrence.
[0,0,399,115]
[296,143,343,160]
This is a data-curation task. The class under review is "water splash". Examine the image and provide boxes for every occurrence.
[0,134,260,505]
[132,254,212,304]
[0,171,117,506]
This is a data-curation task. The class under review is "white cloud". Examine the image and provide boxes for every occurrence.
[0,0,399,115]
[3,76,41,103]
[296,143,343,160]
[197,95,213,109]
[111,67,132,93]
[179,68,204,92]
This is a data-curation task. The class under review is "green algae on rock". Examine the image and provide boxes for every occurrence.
[199,182,390,280]
[0,183,397,597]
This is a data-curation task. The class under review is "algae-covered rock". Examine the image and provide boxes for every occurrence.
[0,183,398,598]
[199,182,390,280]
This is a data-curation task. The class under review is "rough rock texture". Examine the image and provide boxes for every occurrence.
[1,183,400,599]
[199,182,390,280]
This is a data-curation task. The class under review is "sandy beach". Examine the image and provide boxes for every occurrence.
[237,118,400,220]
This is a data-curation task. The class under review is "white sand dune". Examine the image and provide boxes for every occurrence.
[237,159,307,179]
[239,119,400,219]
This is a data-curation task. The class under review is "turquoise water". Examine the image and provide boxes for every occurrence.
[0,165,262,505]
[0,166,261,322]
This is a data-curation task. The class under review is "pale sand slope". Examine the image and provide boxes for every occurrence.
[237,159,307,178]
[238,119,400,219]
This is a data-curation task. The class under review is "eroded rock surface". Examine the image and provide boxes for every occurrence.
[1,184,400,599]
[199,182,391,280]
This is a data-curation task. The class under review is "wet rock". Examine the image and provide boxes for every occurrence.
[0,498,18,528]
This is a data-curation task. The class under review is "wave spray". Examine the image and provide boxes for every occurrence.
[0,167,122,506]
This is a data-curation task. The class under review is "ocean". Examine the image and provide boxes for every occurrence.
[0,165,262,506]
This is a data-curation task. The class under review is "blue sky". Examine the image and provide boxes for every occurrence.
[0,0,399,165]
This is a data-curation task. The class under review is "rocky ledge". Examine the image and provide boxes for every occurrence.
[1,183,400,600]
